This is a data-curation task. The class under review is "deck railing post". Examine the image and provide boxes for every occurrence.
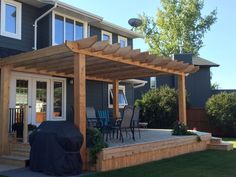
[23,105,28,144]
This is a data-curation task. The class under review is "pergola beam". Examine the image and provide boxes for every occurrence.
[0,67,11,154]
[74,53,87,165]
[178,74,187,125]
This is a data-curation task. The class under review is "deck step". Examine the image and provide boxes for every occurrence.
[210,137,222,145]
[0,155,29,167]
[11,149,30,158]
[208,141,233,151]
[10,143,31,151]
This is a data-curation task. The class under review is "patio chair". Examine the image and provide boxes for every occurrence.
[86,107,101,128]
[112,105,134,142]
[97,110,110,127]
[131,106,141,140]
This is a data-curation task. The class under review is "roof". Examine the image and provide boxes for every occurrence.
[192,56,219,67]
[19,0,142,39]
[0,36,199,82]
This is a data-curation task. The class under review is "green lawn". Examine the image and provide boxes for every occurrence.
[223,138,236,148]
[87,150,236,177]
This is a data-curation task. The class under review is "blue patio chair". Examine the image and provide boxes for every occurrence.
[97,110,110,127]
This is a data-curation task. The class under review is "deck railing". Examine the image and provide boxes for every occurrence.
[9,106,28,143]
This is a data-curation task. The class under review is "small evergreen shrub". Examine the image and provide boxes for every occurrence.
[206,92,236,134]
[87,128,107,164]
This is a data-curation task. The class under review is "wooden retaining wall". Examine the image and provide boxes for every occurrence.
[96,134,211,172]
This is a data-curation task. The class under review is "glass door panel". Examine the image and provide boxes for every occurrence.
[16,80,28,108]
[35,81,47,124]
[53,81,63,118]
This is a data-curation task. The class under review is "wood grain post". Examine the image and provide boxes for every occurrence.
[23,106,28,144]
[113,80,119,118]
[74,54,87,166]
[178,74,187,125]
[0,67,11,154]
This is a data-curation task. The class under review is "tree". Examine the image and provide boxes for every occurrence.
[136,0,217,56]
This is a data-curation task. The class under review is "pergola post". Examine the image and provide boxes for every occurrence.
[0,67,11,154]
[74,54,87,164]
[113,80,119,118]
[178,74,187,125]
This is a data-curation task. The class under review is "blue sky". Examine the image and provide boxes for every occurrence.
[61,0,236,89]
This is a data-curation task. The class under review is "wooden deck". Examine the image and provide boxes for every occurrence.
[96,129,212,172]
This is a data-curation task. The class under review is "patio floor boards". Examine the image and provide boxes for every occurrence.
[96,129,211,172]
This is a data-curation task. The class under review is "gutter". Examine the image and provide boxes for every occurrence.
[33,1,58,50]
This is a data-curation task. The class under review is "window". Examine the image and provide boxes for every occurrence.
[118,36,127,48]
[108,84,128,108]
[150,77,157,89]
[102,30,112,44]
[52,81,64,119]
[0,0,22,39]
[53,12,85,45]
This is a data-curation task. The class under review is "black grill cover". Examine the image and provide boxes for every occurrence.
[29,121,84,176]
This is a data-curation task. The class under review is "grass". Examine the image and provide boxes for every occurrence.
[223,138,236,148]
[87,150,236,177]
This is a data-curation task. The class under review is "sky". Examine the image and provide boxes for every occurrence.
[61,0,236,89]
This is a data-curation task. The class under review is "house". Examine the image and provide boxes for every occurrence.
[134,53,219,108]
[0,0,200,171]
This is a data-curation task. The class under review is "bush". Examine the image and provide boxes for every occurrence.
[135,86,178,128]
[86,128,107,164]
[206,92,236,133]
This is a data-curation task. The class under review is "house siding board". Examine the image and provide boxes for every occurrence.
[66,80,134,122]
[0,1,39,52]
[90,26,102,40]
[0,47,22,58]
[37,5,53,49]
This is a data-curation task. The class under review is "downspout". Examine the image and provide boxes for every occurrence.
[33,1,58,50]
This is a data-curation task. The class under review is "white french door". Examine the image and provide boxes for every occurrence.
[10,72,66,125]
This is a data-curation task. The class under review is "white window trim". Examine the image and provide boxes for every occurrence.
[150,77,157,89]
[108,84,128,109]
[101,30,112,44]
[51,79,67,120]
[10,72,67,124]
[52,11,88,45]
[0,0,22,40]
[118,35,128,47]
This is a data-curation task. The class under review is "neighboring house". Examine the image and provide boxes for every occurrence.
[0,0,142,125]
[134,54,219,108]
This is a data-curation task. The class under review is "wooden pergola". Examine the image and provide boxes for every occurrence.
[0,36,199,161]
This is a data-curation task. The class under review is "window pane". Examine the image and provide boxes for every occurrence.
[120,40,126,48]
[118,90,127,105]
[36,81,47,123]
[53,82,63,117]
[5,4,17,34]
[55,15,64,44]
[150,77,156,89]
[16,80,28,108]
[66,18,74,41]
[75,22,83,40]
[103,34,110,41]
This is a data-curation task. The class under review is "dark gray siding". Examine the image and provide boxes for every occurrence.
[37,5,53,49]
[184,67,211,108]
[0,1,39,52]
[0,47,22,58]
[89,25,133,48]
[66,79,134,122]
[90,26,101,40]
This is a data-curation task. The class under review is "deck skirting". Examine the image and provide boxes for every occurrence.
[96,133,211,171]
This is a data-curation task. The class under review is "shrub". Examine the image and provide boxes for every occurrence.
[86,128,107,164]
[135,85,178,128]
[206,92,236,133]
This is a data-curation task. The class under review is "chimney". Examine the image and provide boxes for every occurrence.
[173,53,193,64]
